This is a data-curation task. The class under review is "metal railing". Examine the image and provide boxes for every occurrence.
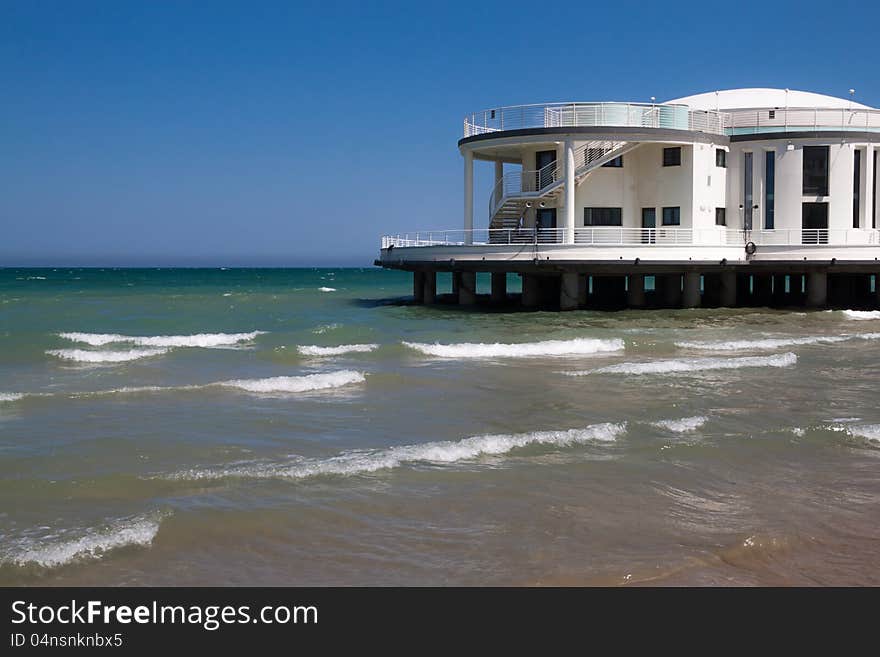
[725,107,880,134]
[464,102,728,137]
[381,228,880,249]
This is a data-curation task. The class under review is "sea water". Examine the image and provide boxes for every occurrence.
[1,267,879,585]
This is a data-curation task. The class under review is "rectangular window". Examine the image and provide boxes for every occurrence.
[536,208,557,229]
[854,149,861,229]
[715,149,726,168]
[715,208,726,226]
[803,145,829,196]
[535,150,556,190]
[663,147,681,167]
[602,156,623,168]
[802,202,829,244]
[642,208,656,243]
[765,151,775,230]
[744,152,753,230]
[584,207,622,226]
[874,150,878,229]
[662,206,681,226]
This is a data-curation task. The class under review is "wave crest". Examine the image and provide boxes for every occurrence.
[0,393,24,402]
[842,310,880,320]
[219,370,366,393]
[403,338,625,358]
[58,331,264,348]
[47,348,169,363]
[651,416,709,433]
[566,352,797,376]
[297,344,378,357]
[166,422,627,481]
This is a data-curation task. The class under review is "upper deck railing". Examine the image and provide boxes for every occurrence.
[463,102,727,137]
[463,102,880,138]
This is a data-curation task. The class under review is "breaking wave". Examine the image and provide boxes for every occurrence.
[842,310,880,320]
[165,422,627,481]
[1,512,166,569]
[0,393,24,403]
[58,331,265,348]
[651,416,709,433]
[565,352,797,376]
[675,335,869,351]
[843,424,880,446]
[297,344,379,357]
[219,370,365,393]
[318,287,337,292]
[47,348,169,363]
[403,338,625,358]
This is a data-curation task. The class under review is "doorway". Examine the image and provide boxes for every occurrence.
[802,202,828,244]
[642,207,656,244]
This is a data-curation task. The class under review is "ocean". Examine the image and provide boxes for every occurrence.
[1,267,879,586]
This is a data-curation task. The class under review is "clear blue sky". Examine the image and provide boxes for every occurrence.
[2,0,877,266]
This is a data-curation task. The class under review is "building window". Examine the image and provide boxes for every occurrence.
[536,208,557,229]
[662,206,681,225]
[715,149,726,168]
[874,150,878,229]
[854,149,861,229]
[765,151,775,230]
[744,152,753,230]
[584,207,622,226]
[602,156,623,168]
[715,208,726,226]
[803,145,829,196]
[802,202,829,244]
[663,147,681,167]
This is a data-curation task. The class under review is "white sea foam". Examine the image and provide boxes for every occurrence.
[842,310,880,320]
[58,331,265,348]
[297,344,379,356]
[167,422,627,481]
[0,393,24,402]
[675,335,858,351]
[846,425,880,445]
[2,513,165,569]
[403,338,625,359]
[651,416,709,433]
[312,323,341,334]
[219,370,366,393]
[565,352,797,376]
[47,348,169,363]
[318,287,337,292]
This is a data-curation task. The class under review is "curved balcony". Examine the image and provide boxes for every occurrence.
[463,102,727,138]
[726,107,880,135]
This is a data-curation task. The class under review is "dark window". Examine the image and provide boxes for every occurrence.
[641,208,656,243]
[663,147,681,167]
[536,208,557,229]
[769,110,776,120]
[535,150,556,190]
[715,208,726,226]
[765,151,775,230]
[874,150,877,229]
[803,146,829,196]
[662,206,681,225]
[715,149,726,168]
[802,202,829,244]
[743,152,753,230]
[602,156,623,168]
[584,207,622,226]
[853,149,861,229]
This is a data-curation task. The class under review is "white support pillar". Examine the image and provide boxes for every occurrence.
[564,140,576,244]
[494,160,503,188]
[464,150,474,245]
[864,145,875,229]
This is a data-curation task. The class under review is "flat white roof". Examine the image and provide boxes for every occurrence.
[667,88,875,111]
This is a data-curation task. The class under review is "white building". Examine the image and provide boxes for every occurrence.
[378,88,880,310]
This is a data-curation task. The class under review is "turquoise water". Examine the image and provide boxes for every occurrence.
[1,267,880,585]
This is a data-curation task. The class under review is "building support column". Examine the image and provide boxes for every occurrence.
[563,140,576,245]
[521,274,539,308]
[754,274,772,307]
[458,271,476,306]
[560,272,579,311]
[490,272,507,304]
[661,274,682,308]
[719,270,737,307]
[864,145,874,229]
[806,271,828,308]
[683,271,701,308]
[464,150,474,245]
[577,275,588,307]
[413,271,425,304]
[627,274,646,308]
[423,271,436,305]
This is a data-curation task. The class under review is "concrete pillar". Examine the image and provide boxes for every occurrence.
[464,150,474,245]
[806,271,828,308]
[683,272,701,308]
[423,271,436,305]
[577,275,588,307]
[720,270,737,307]
[563,140,576,245]
[627,274,646,308]
[494,160,504,189]
[413,271,425,303]
[490,272,507,304]
[661,274,682,307]
[458,271,476,306]
[876,274,880,307]
[772,274,788,305]
[560,272,579,310]
[521,274,539,308]
[864,146,874,229]
[452,272,460,298]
